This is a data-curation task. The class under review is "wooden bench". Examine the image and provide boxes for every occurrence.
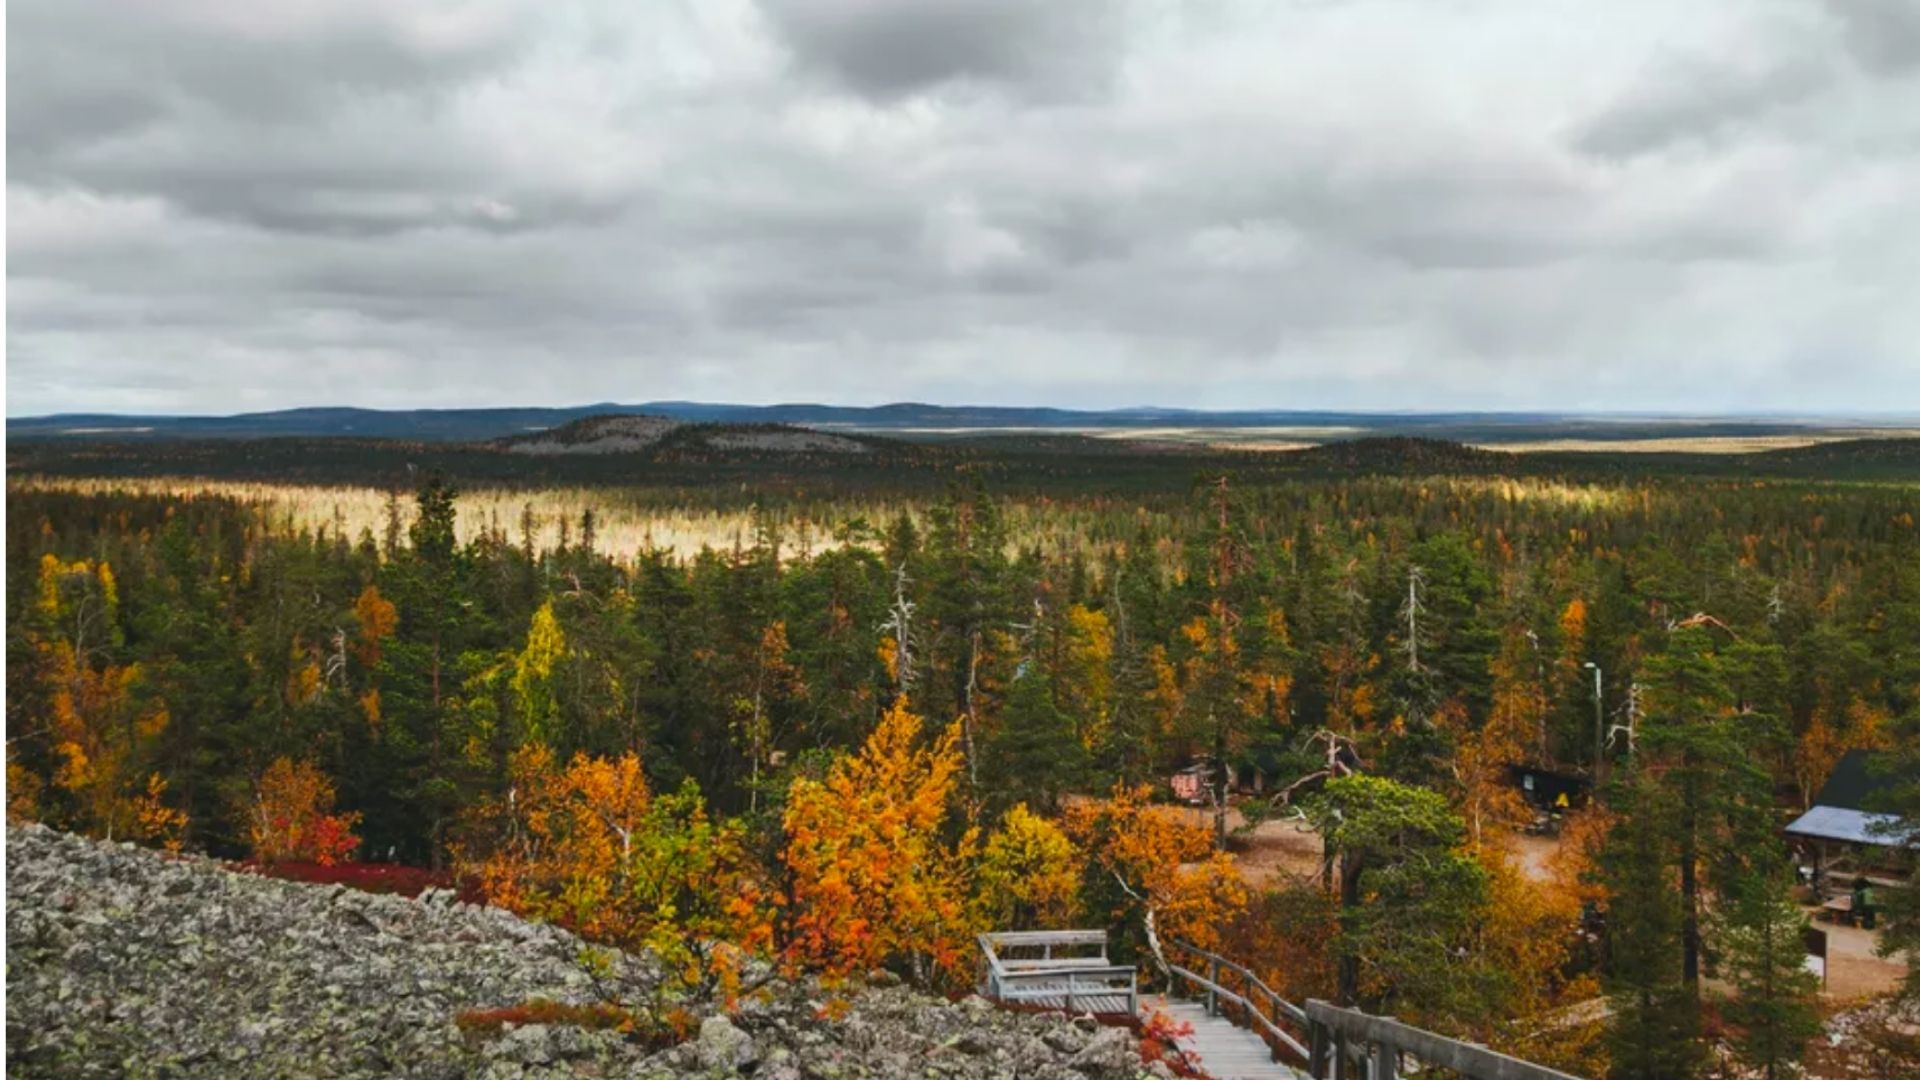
[976,930,1138,1016]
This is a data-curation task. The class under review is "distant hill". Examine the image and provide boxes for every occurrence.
[495,414,875,457]
[8,405,656,442]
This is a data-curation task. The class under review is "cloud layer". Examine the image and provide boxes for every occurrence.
[9,0,1918,415]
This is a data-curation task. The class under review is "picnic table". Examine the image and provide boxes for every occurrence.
[1819,894,1853,922]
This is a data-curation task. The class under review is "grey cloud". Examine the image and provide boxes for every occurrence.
[1828,0,1920,74]
[8,0,540,236]
[1573,56,1835,159]
[7,0,1920,416]
[756,0,1122,102]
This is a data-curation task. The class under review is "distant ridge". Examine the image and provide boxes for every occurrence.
[11,402,1911,445]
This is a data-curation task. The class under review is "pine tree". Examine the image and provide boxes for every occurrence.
[1716,866,1821,1080]
[1600,772,1703,1080]
[1308,775,1500,1027]
[1638,626,1767,990]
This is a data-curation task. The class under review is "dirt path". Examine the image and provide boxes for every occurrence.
[1805,910,1909,1001]
[1125,796,1911,1003]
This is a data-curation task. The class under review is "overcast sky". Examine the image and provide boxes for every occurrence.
[8,0,1919,416]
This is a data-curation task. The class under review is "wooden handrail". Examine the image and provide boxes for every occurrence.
[1166,939,1309,1027]
[1156,939,1578,1079]
[1166,962,1312,1062]
[1305,1000,1584,1080]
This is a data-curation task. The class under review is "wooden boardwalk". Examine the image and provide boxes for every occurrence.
[1143,995,1306,1080]
[977,931,1575,1080]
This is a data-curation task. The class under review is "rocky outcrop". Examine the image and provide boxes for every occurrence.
[500,415,683,455]
[6,825,1156,1078]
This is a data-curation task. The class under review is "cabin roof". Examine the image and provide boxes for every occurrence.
[1784,804,1910,847]
[1811,749,1901,812]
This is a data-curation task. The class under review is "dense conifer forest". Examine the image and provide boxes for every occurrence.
[8,438,1918,1076]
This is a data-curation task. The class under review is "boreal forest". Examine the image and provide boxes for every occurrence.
[8,430,1920,1078]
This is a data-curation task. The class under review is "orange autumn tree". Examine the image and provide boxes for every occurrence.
[1441,627,1545,846]
[352,584,399,667]
[247,757,362,865]
[1436,632,1609,1075]
[1471,848,1607,1075]
[456,745,772,998]
[781,698,978,986]
[1064,783,1246,967]
[8,747,45,825]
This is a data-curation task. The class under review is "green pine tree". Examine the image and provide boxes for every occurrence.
[1600,772,1705,1080]
[1716,867,1822,1080]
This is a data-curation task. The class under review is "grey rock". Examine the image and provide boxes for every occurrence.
[697,1014,760,1073]
[502,1023,554,1065]
[1067,1027,1134,1078]
[1042,1024,1089,1054]
[5,823,1144,1079]
[953,1029,997,1055]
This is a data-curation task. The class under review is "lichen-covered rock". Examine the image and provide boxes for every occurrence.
[696,1014,759,1072]
[1070,1027,1136,1076]
[7,825,1155,1078]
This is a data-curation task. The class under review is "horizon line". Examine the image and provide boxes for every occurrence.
[12,401,1920,423]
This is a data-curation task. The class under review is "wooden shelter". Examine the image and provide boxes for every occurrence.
[1786,749,1913,898]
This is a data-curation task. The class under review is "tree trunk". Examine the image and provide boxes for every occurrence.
[1337,850,1365,1005]
[1680,772,1701,989]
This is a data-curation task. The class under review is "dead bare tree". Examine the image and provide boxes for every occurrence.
[1263,729,1366,811]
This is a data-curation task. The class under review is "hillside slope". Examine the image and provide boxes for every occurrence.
[5,826,1149,1079]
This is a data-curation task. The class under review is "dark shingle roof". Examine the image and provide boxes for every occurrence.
[1812,749,1901,812]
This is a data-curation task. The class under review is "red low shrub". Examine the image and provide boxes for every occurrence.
[232,859,481,902]
[454,998,631,1035]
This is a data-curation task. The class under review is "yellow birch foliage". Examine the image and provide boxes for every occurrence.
[511,600,566,739]
[30,554,184,846]
[42,643,181,844]
[1557,598,1588,660]
[1444,630,1544,845]
[1059,605,1114,749]
[782,698,978,983]
[974,804,1083,930]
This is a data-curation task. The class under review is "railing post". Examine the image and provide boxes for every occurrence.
[1065,971,1077,1015]
[1333,1030,1348,1080]
[1372,1041,1397,1080]
[1310,1019,1329,1079]
[1207,956,1219,1015]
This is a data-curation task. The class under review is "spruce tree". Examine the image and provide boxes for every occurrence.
[980,666,1086,818]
